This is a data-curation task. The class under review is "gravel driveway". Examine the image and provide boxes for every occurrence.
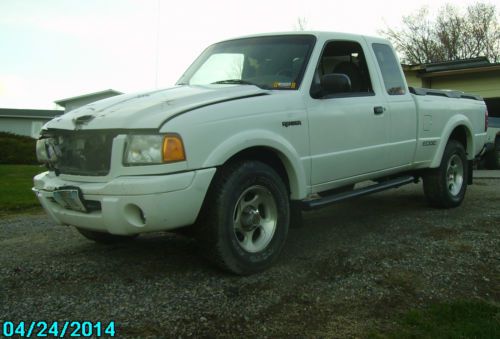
[1,178,499,337]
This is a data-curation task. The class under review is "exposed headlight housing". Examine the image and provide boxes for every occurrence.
[36,138,60,164]
[36,139,50,163]
[124,134,186,165]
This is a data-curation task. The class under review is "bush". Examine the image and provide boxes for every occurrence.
[0,132,38,164]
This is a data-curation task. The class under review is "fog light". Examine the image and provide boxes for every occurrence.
[124,204,146,227]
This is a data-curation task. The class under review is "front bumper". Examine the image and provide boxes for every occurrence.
[33,168,216,235]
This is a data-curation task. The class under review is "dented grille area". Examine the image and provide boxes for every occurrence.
[47,132,116,176]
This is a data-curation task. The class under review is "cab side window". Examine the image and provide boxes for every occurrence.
[311,40,374,99]
[372,43,406,95]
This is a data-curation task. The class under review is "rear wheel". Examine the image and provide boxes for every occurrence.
[423,140,468,208]
[76,228,138,244]
[196,160,289,275]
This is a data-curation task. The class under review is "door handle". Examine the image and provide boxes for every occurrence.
[374,106,386,115]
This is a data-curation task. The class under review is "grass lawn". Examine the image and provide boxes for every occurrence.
[370,300,500,338]
[0,164,45,215]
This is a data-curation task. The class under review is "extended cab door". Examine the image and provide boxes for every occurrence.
[370,42,417,167]
[305,39,390,187]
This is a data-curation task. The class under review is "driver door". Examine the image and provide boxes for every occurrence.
[305,39,391,189]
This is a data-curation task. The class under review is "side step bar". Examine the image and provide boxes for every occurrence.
[301,176,417,210]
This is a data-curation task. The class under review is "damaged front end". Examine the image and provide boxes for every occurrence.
[36,131,116,176]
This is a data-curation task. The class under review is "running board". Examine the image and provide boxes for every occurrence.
[302,176,417,210]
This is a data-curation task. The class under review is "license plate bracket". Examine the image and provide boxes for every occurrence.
[53,187,87,213]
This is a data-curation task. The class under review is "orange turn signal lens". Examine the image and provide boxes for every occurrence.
[162,134,186,163]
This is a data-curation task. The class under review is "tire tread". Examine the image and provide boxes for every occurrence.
[423,140,467,208]
[195,160,289,275]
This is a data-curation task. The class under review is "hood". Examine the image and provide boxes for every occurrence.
[44,85,268,131]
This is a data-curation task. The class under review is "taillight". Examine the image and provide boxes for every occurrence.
[485,108,488,132]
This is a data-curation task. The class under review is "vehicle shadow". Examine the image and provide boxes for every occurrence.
[65,185,429,278]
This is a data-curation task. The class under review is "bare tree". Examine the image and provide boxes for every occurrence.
[381,2,500,64]
[294,17,309,31]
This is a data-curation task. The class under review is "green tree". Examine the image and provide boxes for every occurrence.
[381,2,500,64]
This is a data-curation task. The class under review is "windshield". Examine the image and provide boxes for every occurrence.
[177,35,316,90]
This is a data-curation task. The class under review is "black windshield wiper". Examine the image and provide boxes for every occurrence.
[212,79,272,89]
[211,79,261,87]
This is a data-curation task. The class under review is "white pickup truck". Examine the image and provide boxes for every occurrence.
[34,32,488,274]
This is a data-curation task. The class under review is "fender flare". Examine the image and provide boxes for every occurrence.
[202,129,308,200]
[430,114,475,168]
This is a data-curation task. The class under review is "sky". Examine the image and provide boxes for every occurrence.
[0,0,495,109]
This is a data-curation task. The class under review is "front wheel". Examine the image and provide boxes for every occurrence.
[423,140,468,208]
[196,161,289,275]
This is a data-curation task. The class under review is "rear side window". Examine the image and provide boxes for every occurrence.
[372,43,406,95]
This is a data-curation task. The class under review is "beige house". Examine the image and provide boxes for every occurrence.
[55,89,122,113]
[0,108,63,138]
[1,89,122,138]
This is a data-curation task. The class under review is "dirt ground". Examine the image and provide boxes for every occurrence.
[1,178,499,337]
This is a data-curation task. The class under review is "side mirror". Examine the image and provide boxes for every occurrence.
[321,73,351,95]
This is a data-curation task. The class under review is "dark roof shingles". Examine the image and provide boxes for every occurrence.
[0,108,63,119]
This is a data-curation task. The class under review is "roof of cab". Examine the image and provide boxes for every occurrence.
[218,31,389,44]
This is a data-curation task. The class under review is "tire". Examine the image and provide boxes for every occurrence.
[423,140,468,208]
[196,160,289,275]
[484,137,500,170]
[76,228,138,244]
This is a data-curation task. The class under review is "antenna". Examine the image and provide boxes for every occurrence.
[155,0,161,88]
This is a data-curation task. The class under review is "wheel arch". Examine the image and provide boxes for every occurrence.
[430,116,474,168]
[202,130,308,200]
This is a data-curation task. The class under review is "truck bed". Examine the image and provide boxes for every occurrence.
[409,87,482,101]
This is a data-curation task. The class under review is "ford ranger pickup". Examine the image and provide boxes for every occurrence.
[33,32,488,274]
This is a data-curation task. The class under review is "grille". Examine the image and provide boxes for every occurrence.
[49,132,116,176]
